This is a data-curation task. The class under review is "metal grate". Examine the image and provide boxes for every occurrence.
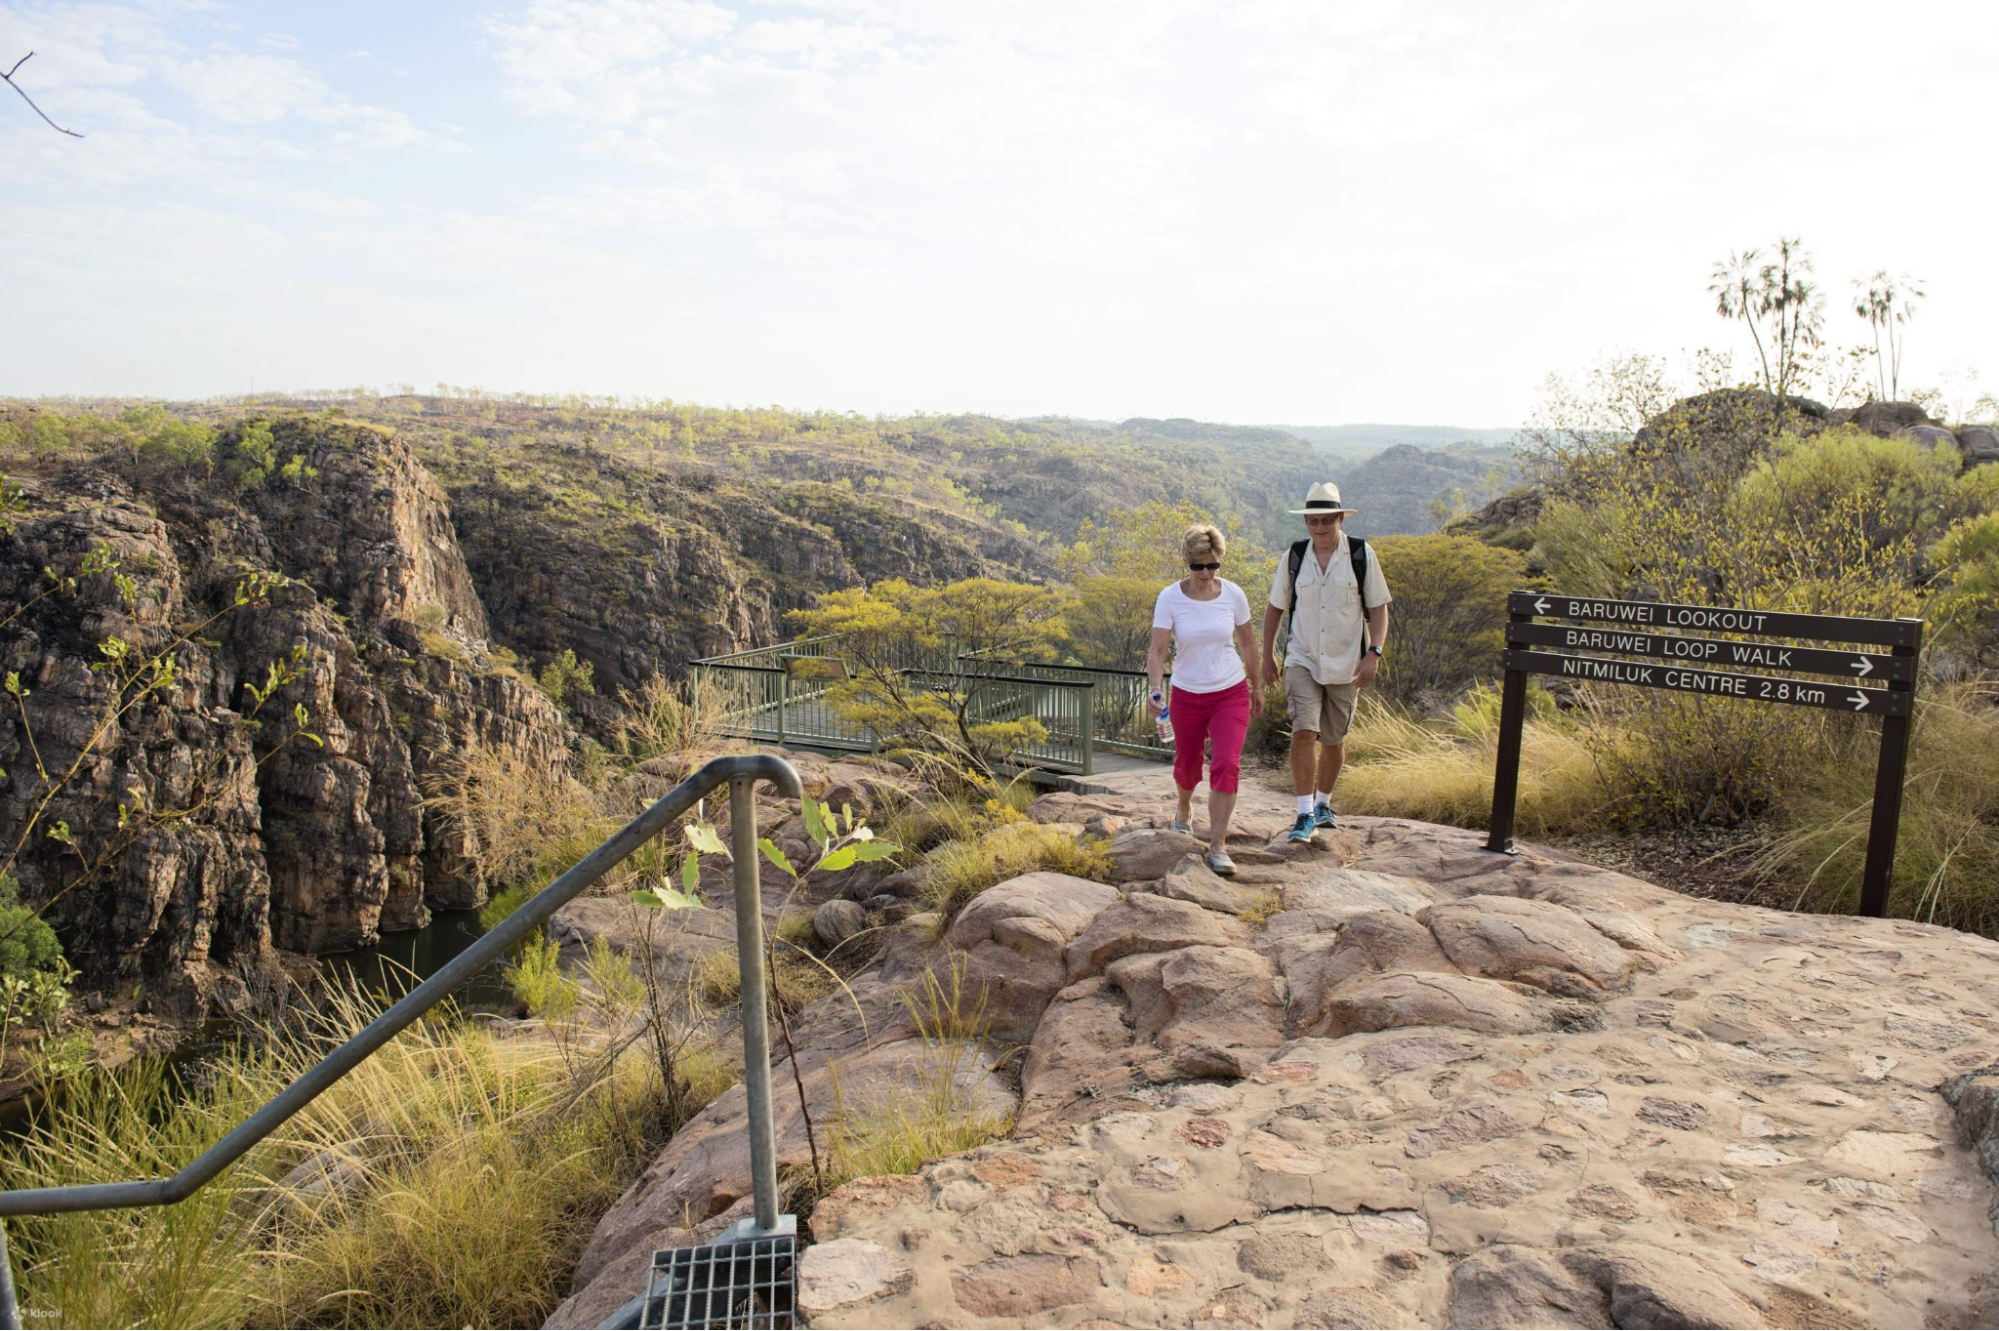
[640,1231,797,1330]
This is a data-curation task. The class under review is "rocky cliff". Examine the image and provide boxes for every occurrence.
[0,421,581,1013]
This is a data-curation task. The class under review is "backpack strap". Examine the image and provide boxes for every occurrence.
[1285,540,1308,636]
[1349,536,1372,653]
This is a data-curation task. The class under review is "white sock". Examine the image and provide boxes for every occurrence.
[1315,791,1331,808]
[1297,795,1314,815]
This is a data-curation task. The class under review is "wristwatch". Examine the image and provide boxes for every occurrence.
[1366,645,1384,657]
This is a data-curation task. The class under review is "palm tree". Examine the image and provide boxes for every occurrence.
[1709,249,1772,393]
[1851,270,1926,401]
[1763,238,1823,401]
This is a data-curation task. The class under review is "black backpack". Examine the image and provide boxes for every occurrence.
[1285,536,1374,655]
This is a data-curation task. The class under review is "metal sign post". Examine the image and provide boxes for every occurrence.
[1484,593,1922,918]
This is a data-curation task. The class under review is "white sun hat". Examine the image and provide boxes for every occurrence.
[1287,482,1359,517]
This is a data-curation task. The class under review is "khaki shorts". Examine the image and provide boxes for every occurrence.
[1285,665,1359,744]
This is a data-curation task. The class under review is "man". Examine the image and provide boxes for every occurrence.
[1261,482,1391,843]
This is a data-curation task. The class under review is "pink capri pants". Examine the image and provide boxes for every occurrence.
[1170,680,1251,795]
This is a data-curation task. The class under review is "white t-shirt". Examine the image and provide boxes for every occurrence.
[1152,579,1252,693]
[1267,532,1392,686]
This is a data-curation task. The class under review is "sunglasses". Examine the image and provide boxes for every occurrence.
[1187,562,1221,571]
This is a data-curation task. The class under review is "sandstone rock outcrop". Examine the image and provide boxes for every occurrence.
[743,771,1999,1330]
[0,424,568,1013]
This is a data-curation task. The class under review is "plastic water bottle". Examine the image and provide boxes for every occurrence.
[1153,692,1173,744]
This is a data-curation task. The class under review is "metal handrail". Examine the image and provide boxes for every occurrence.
[0,752,804,1330]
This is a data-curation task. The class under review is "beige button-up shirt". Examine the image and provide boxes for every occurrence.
[1267,532,1392,686]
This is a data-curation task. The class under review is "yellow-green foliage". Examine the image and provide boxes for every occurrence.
[612,673,732,767]
[921,820,1114,929]
[1064,573,1159,669]
[1237,891,1282,927]
[1060,499,1274,590]
[1367,533,1539,703]
[0,976,676,1330]
[504,932,579,1018]
[696,947,741,1006]
[789,577,1070,770]
[1930,511,1999,673]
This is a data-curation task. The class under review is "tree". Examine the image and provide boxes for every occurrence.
[789,578,1070,779]
[1064,574,1158,669]
[1851,271,1926,401]
[1060,500,1273,595]
[536,648,596,707]
[1765,238,1824,400]
[1368,535,1538,705]
[1709,249,1772,393]
[1709,238,1824,399]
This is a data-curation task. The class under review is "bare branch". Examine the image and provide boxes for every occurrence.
[3,51,85,138]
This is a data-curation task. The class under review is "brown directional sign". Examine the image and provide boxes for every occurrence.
[1486,590,1923,920]
[1506,623,1914,684]
[1505,593,1916,647]
[1502,650,1909,716]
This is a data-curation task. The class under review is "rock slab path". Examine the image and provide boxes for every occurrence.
[798,772,1999,1329]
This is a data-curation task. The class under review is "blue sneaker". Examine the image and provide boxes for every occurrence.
[1287,813,1316,844]
[1313,802,1337,830]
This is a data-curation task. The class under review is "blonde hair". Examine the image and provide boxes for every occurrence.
[1181,524,1226,565]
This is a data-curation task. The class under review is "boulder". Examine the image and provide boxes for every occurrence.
[1107,827,1205,882]
[1899,423,1961,454]
[943,872,1119,1039]
[1958,424,1999,464]
[1281,909,1458,1035]
[1320,970,1547,1037]
[1447,1247,1608,1328]
[1064,892,1249,981]
[813,898,867,948]
[1108,944,1286,1077]
[1852,399,1933,436]
[1422,894,1639,994]
[861,893,912,922]
[1559,1245,1764,1330]
[1151,857,1258,914]
[548,896,735,990]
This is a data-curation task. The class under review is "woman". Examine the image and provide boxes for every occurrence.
[1146,523,1261,876]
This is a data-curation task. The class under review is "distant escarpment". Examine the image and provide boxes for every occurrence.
[435,443,1054,713]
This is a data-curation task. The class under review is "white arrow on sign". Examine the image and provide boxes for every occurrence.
[1533,597,1551,614]
[1851,658,1873,676]
[1849,692,1870,712]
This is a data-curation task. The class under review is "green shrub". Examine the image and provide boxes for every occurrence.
[503,933,579,1019]
[536,648,595,707]
[1367,534,1539,704]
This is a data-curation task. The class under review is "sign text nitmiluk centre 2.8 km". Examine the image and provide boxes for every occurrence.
[1484,592,1923,919]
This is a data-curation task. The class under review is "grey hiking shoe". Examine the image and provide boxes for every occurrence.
[1205,849,1237,877]
[1170,819,1192,833]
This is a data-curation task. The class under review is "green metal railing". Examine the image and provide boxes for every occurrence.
[690,637,1173,775]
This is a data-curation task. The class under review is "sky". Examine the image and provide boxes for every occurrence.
[4,0,1996,426]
